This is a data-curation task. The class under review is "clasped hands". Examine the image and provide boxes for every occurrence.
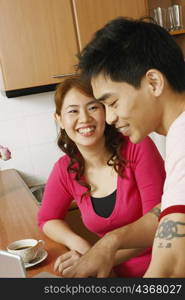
[53,239,116,278]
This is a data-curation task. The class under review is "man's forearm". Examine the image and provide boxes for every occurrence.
[114,248,146,266]
[105,204,160,251]
[62,204,161,278]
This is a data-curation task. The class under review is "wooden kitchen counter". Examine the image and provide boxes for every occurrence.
[0,168,67,278]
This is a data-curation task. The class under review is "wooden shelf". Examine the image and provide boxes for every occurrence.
[170,29,185,36]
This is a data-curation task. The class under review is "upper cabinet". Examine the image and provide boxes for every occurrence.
[72,0,148,49]
[0,0,148,98]
[148,0,185,56]
[0,0,79,96]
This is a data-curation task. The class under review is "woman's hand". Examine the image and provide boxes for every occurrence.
[54,250,82,275]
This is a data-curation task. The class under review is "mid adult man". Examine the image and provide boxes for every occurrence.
[60,17,185,278]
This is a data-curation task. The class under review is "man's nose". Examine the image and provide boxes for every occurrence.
[105,107,117,125]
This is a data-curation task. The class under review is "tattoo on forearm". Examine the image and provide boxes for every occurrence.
[155,218,185,248]
[149,207,161,217]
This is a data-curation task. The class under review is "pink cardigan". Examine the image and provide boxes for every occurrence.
[38,136,165,277]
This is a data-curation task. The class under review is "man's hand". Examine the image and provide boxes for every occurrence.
[58,204,160,278]
[62,236,117,278]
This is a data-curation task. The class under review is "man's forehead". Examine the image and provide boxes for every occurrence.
[91,73,109,86]
[91,75,112,99]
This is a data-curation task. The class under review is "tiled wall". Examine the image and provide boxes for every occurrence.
[0,90,166,187]
[0,91,62,186]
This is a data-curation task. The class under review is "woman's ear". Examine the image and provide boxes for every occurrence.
[146,69,164,97]
[53,113,64,129]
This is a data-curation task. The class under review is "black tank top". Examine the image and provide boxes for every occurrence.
[90,190,116,218]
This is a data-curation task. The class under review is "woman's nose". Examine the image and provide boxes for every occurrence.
[79,110,92,122]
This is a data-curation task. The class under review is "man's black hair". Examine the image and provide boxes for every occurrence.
[78,17,185,92]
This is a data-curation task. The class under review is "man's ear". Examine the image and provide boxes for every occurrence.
[146,69,164,97]
[53,113,64,129]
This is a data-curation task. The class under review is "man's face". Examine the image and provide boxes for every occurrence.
[91,73,161,143]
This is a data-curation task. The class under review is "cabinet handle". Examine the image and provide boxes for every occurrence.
[51,73,76,78]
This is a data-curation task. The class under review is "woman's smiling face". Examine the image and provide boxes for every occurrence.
[58,88,106,149]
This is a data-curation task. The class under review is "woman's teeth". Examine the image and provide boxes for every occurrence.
[78,127,95,134]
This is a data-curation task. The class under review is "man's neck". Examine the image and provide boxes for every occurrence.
[156,91,185,136]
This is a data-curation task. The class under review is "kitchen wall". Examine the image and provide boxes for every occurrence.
[0,91,166,187]
[0,91,61,187]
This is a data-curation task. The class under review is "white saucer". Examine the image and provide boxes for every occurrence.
[24,249,48,269]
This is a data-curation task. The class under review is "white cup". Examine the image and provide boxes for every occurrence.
[7,239,44,263]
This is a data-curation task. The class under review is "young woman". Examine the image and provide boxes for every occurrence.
[37,75,165,277]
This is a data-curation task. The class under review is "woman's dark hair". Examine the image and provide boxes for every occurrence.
[78,17,185,92]
[54,75,126,198]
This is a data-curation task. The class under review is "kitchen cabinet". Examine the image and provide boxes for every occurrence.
[72,0,149,50]
[148,0,185,56]
[0,0,79,97]
[168,0,185,57]
[0,0,149,98]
